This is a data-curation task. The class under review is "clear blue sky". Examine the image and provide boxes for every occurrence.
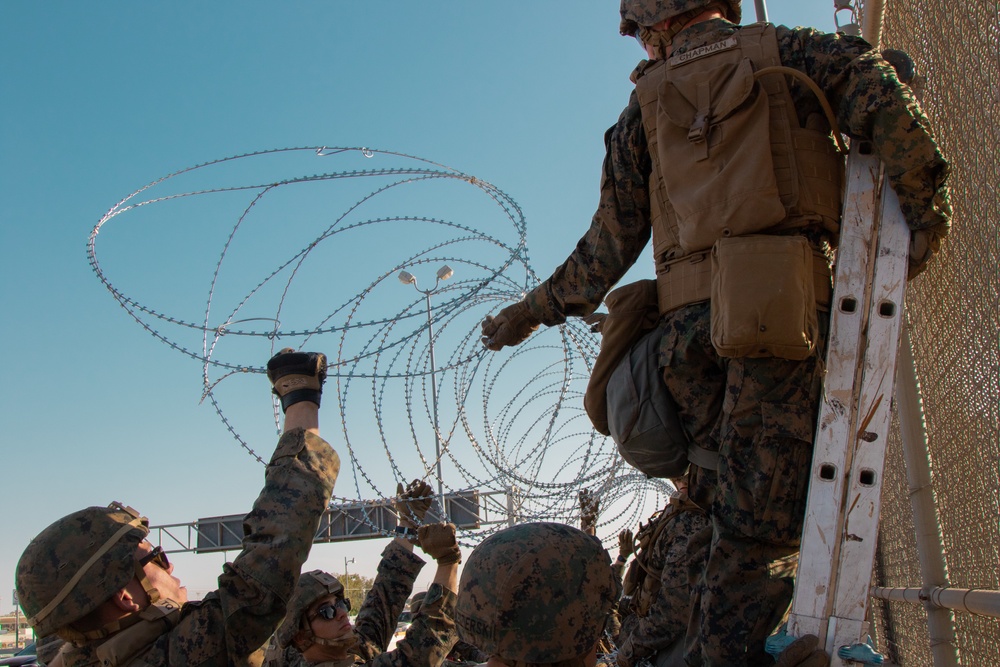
[1,1,835,615]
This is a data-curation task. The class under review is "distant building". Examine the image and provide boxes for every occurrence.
[0,611,34,649]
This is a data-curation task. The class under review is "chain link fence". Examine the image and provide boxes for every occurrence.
[861,0,1000,664]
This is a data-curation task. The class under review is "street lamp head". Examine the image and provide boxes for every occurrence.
[436,265,454,281]
[398,270,416,285]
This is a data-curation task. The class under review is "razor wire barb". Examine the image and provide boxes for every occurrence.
[88,146,675,547]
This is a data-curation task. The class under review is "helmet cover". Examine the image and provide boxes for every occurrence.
[276,570,345,648]
[619,0,742,37]
[456,522,617,666]
[15,502,149,637]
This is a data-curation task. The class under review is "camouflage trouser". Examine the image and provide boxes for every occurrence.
[617,508,712,667]
[657,303,826,667]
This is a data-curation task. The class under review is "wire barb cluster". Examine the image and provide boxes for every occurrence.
[88,146,672,546]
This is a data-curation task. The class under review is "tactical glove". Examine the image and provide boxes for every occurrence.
[775,635,830,667]
[267,348,327,412]
[908,224,945,280]
[618,528,635,560]
[583,312,607,334]
[481,301,540,351]
[394,479,434,530]
[418,523,462,564]
[579,488,600,533]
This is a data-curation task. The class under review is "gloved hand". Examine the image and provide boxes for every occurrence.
[266,348,327,412]
[583,312,607,334]
[579,489,600,533]
[775,635,830,667]
[418,523,462,564]
[908,225,945,280]
[394,479,434,530]
[481,301,540,351]
[618,529,635,560]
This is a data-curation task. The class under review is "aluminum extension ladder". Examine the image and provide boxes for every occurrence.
[780,143,911,666]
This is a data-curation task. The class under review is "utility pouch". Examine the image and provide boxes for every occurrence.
[710,235,818,360]
[657,56,786,253]
[585,280,660,436]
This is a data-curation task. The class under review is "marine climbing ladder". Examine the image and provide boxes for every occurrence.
[783,143,911,665]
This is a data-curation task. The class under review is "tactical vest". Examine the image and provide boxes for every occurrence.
[89,600,182,667]
[633,22,844,315]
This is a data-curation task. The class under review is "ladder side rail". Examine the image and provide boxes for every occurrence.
[827,173,910,663]
[788,149,883,638]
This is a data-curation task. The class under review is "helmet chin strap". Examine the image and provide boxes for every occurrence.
[59,564,164,643]
[296,625,360,656]
[312,633,361,651]
[133,562,162,606]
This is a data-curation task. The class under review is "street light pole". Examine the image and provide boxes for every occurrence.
[344,556,355,605]
[398,265,453,518]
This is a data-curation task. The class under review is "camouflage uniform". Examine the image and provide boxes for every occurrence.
[36,635,67,666]
[29,428,340,667]
[411,594,485,667]
[442,640,490,667]
[522,18,950,667]
[599,551,628,649]
[616,499,710,667]
[263,540,457,667]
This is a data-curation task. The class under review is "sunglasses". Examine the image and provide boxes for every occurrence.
[138,546,171,572]
[309,597,351,621]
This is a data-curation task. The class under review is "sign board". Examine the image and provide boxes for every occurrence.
[195,489,482,553]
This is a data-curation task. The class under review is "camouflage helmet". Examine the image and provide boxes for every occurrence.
[619,0,742,37]
[15,502,149,637]
[275,570,345,648]
[456,522,617,666]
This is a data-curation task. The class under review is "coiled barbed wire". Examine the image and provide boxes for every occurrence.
[88,146,673,547]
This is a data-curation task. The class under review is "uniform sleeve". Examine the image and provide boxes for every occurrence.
[605,557,626,641]
[776,25,951,235]
[215,428,341,660]
[451,640,490,664]
[353,540,426,660]
[525,93,653,326]
[618,511,711,662]
[369,584,458,667]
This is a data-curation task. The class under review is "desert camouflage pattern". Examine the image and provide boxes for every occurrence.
[618,0,742,36]
[601,557,627,642]
[409,591,427,615]
[55,428,340,667]
[350,541,428,663]
[456,522,617,667]
[524,20,950,329]
[275,571,346,649]
[36,634,67,666]
[657,300,824,665]
[265,586,457,667]
[265,539,458,667]
[519,16,948,667]
[615,499,710,667]
[446,640,490,666]
[16,504,150,637]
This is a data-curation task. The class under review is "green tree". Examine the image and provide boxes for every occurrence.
[339,572,375,613]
